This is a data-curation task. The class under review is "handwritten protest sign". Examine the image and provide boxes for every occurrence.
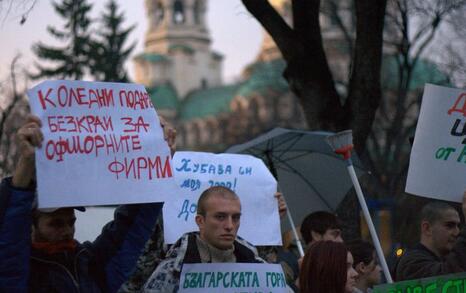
[179,263,288,293]
[406,84,466,202]
[27,80,176,208]
[163,151,280,245]
[373,272,466,293]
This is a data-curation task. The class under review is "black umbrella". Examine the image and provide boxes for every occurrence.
[226,127,366,255]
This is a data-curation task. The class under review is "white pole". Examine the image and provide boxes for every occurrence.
[285,202,305,257]
[279,187,305,257]
[347,164,393,283]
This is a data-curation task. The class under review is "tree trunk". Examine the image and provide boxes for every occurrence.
[242,0,387,154]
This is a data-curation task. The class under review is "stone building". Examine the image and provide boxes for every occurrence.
[134,0,307,152]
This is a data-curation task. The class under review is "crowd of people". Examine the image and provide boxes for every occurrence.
[1,115,466,293]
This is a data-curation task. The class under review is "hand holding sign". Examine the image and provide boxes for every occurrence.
[159,115,176,157]
[27,80,177,208]
[275,192,287,219]
[12,115,43,188]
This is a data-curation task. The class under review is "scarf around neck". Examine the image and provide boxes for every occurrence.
[196,235,236,263]
[32,239,77,255]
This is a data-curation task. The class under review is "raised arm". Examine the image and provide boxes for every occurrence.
[0,115,43,292]
[88,115,176,293]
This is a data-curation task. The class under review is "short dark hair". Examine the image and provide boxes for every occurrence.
[300,211,341,244]
[196,186,239,216]
[347,240,375,266]
[421,201,456,225]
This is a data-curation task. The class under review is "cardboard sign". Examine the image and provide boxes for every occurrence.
[179,263,289,293]
[406,84,466,202]
[27,80,176,208]
[163,151,280,245]
[373,272,466,293]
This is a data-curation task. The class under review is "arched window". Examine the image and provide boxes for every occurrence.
[155,1,165,25]
[249,98,259,121]
[191,122,200,146]
[201,78,208,89]
[193,0,201,24]
[207,119,220,144]
[173,0,185,24]
[178,127,185,148]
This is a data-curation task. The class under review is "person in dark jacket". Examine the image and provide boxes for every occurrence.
[395,192,466,281]
[142,186,265,292]
[119,192,288,293]
[0,114,176,293]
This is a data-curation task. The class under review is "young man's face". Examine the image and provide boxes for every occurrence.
[312,228,343,243]
[429,209,460,255]
[32,209,76,243]
[196,194,241,250]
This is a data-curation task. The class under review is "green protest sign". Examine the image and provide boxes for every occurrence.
[178,263,288,293]
[373,272,466,293]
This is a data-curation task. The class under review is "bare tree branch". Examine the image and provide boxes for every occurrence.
[0,54,22,143]
[321,0,354,56]
[241,0,296,61]
[0,0,38,25]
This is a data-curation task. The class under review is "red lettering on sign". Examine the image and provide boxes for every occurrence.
[47,115,114,133]
[121,116,150,133]
[38,88,56,110]
[118,89,153,110]
[108,155,173,180]
[448,93,466,116]
[44,133,143,162]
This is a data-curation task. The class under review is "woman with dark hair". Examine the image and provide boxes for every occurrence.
[347,240,381,292]
[299,241,358,293]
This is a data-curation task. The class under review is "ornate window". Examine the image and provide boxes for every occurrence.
[193,0,201,24]
[201,78,208,89]
[155,1,165,25]
[173,0,185,24]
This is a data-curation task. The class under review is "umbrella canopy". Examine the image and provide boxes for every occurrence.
[226,127,367,232]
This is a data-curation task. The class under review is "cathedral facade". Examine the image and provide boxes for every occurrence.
[134,0,307,152]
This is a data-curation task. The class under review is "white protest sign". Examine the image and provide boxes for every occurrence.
[27,80,176,208]
[406,84,466,202]
[179,263,288,293]
[163,151,280,245]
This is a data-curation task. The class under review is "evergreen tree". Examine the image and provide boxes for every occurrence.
[32,0,92,80]
[90,0,136,82]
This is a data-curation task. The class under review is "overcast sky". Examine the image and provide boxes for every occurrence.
[0,0,264,87]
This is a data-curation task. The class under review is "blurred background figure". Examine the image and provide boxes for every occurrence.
[347,240,382,293]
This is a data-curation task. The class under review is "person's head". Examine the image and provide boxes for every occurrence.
[299,241,358,293]
[347,240,381,289]
[300,211,343,245]
[195,186,241,250]
[420,201,461,256]
[31,208,76,243]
